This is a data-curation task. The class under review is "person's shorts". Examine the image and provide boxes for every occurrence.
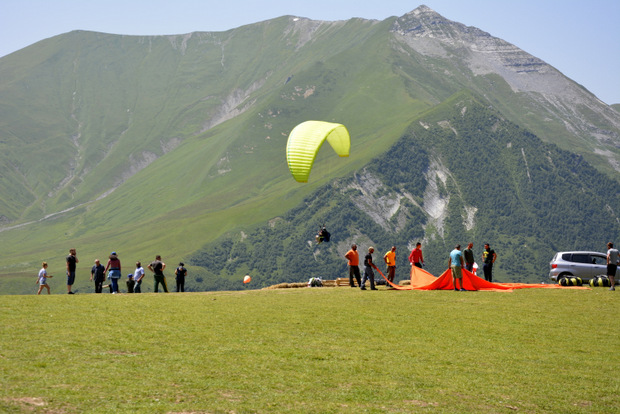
[608,264,618,277]
[67,271,76,285]
[451,265,463,279]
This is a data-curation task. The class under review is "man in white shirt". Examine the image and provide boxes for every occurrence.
[607,242,619,291]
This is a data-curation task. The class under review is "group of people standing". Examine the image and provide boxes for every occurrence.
[344,244,381,290]
[344,242,498,291]
[449,242,497,290]
[36,248,188,294]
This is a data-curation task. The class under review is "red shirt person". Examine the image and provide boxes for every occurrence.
[409,242,424,268]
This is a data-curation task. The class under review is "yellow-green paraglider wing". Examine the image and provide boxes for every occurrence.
[286,121,350,183]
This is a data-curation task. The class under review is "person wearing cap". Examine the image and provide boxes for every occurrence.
[90,259,106,293]
[175,262,187,292]
[126,274,135,293]
[66,248,78,294]
[104,252,122,294]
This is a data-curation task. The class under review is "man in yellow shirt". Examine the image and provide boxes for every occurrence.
[384,246,396,287]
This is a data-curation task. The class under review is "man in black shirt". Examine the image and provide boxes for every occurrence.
[90,259,106,293]
[148,255,168,293]
[66,248,78,294]
[482,243,497,282]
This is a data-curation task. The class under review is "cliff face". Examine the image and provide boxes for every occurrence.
[391,5,620,172]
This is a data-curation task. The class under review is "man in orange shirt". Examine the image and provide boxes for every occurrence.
[384,246,396,286]
[344,244,361,287]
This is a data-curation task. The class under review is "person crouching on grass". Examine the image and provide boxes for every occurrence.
[37,262,53,295]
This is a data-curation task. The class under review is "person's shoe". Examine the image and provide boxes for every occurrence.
[454,288,458,291]
[360,287,367,290]
[460,288,467,291]
[610,286,616,291]
[68,291,74,294]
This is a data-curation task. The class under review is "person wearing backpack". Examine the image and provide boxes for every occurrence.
[175,262,187,292]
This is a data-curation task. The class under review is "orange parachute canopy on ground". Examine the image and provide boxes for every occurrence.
[376,265,589,291]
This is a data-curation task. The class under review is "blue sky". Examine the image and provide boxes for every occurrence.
[1,0,618,104]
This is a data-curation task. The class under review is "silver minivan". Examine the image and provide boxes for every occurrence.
[549,251,618,283]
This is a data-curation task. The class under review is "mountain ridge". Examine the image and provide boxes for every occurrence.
[0,6,618,292]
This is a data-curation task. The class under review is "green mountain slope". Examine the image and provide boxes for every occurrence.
[189,92,620,288]
[0,6,619,293]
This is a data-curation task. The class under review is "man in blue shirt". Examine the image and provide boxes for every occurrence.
[449,244,465,291]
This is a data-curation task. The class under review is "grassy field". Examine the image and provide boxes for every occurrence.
[1,286,618,413]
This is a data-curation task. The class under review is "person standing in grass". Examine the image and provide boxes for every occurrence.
[148,255,168,293]
[133,262,145,293]
[383,246,397,286]
[361,247,379,290]
[607,242,619,291]
[463,242,475,273]
[482,243,497,282]
[449,244,465,291]
[175,262,187,292]
[66,248,78,294]
[90,259,106,293]
[344,244,361,288]
[409,242,424,268]
[104,252,122,294]
[36,262,53,295]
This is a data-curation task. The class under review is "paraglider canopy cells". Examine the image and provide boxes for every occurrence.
[286,121,350,183]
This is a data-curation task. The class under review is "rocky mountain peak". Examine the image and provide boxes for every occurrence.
[393,5,481,40]
[391,5,620,171]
